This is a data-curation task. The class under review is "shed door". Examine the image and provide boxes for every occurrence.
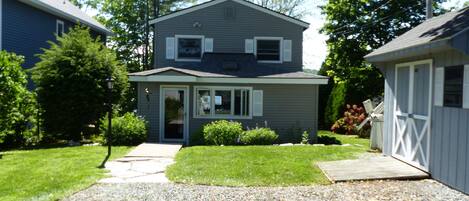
[393,60,432,171]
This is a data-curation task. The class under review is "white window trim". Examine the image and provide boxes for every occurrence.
[254,36,283,64]
[175,35,205,62]
[56,19,64,36]
[193,86,253,119]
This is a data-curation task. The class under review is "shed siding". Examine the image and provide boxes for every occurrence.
[154,0,304,71]
[137,82,319,143]
[2,0,106,70]
[380,50,469,193]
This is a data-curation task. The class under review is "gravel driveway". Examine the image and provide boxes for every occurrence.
[66,179,468,201]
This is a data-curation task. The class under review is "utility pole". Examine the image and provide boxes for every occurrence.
[426,0,433,19]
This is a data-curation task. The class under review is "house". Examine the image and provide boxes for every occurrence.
[0,0,111,87]
[365,8,469,194]
[129,0,328,144]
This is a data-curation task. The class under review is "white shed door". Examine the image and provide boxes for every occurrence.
[393,60,432,171]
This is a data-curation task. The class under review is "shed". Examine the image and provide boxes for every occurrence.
[365,7,469,193]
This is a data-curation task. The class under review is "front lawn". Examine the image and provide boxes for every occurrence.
[0,146,132,201]
[166,131,369,186]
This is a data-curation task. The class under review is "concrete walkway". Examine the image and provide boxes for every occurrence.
[317,156,429,182]
[99,143,182,184]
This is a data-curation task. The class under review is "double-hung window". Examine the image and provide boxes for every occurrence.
[255,37,282,63]
[176,35,204,61]
[195,86,251,118]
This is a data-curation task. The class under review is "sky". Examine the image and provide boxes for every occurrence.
[82,0,467,70]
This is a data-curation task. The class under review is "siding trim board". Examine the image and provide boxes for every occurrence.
[149,0,310,29]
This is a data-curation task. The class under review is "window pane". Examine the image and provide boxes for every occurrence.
[234,90,249,116]
[196,90,211,116]
[257,40,280,61]
[57,23,64,37]
[215,90,231,115]
[444,66,463,108]
[178,38,202,59]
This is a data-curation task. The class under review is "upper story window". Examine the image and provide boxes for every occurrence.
[176,35,204,61]
[56,20,64,37]
[444,65,464,107]
[254,37,283,63]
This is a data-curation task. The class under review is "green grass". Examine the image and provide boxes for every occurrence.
[0,146,133,201]
[167,131,369,187]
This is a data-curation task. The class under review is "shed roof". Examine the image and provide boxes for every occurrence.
[20,0,112,35]
[149,0,309,29]
[365,7,469,62]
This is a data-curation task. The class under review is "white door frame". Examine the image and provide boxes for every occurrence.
[392,59,433,171]
[159,85,189,144]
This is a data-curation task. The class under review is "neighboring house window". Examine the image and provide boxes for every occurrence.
[176,35,204,61]
[195,86,251,118]
[56,20,64,37]
[444,65,464,107]
[254,37,283,63]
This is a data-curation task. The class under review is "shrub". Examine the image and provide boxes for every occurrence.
[0,51,38,147]
[203,120,243,145]
[324,81,347,128]
[100,112,148,146]
[32,26,128,141]
[240,128,278,145]
[331,104,370,136]
[301,131,309,144]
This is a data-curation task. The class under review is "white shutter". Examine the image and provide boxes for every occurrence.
[204,38,213,52]
[434,67,444,107]
[463,65,469,109]
[166,37,175,59]
[245,39,254,54]
[283,40,292,62]
[252,90,263,116]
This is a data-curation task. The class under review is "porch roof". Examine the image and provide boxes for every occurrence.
[128,67,328,85]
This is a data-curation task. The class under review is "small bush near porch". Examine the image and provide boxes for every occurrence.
[166,131,369,186]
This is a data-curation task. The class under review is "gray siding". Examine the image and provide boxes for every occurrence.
[154,0,304,71]
[137,82,319,143]
[378,50,469,193]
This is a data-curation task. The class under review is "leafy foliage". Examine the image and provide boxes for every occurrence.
[300,131,309,144]
[319,0,446,128]
[324,81,347,128]
[32,27,128,141]
[0,51,37,144]
[100,112,148,146]
[203,120,243,145]
[331,104,369,137]
[240,127,278,145]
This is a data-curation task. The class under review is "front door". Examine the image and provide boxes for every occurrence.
[160,86,188,143]
[393,60,432,171]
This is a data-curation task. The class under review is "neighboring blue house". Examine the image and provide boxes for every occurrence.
[0,0,111,87]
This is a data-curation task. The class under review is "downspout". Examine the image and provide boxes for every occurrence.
[426,0,433,19]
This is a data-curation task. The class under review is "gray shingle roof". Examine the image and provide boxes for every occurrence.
[129,53,327,79]
[365,7,469,59]
[20,0,111,35]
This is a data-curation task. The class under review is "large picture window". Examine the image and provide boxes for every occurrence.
[194,86,251,118]
[176,35,203,61]
[444,65,464,108]
[255,37,282,63]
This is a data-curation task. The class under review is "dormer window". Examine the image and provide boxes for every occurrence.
[56,20,64,37]
[175,35,204,61]
[254,37,283,63]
